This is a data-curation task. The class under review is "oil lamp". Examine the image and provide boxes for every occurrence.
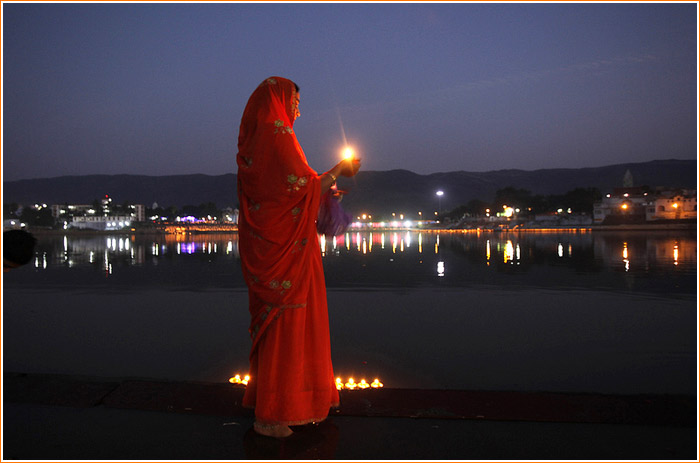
[229,373,250,386]
[342,146,355,160]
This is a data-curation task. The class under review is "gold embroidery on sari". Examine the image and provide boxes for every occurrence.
[287,175,308,192]
[274,119,293,135]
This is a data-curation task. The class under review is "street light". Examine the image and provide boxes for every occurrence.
[436,190,444,213]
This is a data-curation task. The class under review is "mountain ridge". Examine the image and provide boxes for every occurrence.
[3,159,696,217]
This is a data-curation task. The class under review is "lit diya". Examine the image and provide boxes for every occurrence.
[341,146,355,160]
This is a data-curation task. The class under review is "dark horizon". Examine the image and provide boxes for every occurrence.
[3,159,695,218]
[3,157,696,184]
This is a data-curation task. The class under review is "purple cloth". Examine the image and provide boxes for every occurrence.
[317,189,351,236]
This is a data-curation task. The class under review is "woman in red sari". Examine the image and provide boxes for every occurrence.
[236,77,360,438]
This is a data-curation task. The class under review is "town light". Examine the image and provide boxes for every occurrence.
[436,191,444,213]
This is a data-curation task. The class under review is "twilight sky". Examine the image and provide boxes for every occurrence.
[2,2,697,181]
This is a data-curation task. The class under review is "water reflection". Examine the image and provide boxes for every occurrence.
[33,233,240,276]
[28,230,696,293]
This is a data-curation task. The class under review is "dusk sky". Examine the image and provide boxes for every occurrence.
[2,2,697,181]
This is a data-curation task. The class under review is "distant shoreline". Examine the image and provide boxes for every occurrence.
[24,221,697,236]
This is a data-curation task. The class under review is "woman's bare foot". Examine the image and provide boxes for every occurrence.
[253,421,293,438]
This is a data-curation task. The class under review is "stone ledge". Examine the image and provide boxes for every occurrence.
[3,372,695,427]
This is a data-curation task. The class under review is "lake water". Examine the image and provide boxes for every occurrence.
[2,229,697,395]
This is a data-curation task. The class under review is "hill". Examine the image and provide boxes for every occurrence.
[3,159,696,217]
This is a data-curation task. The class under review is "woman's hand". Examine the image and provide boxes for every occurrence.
[320,158,361,195]
[338,158,361,177]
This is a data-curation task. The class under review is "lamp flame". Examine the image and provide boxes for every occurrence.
[342,146,355,160]
[229,373,250,386]
[370,378,384,388]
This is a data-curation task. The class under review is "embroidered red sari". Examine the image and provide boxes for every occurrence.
[236,77,339,426]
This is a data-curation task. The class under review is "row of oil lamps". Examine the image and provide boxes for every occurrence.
[229,374,383,390]
[336,377,384,390]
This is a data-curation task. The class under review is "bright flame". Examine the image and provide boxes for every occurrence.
[335,377,384,390]
[229,374,250,386]
[342,146,355,160]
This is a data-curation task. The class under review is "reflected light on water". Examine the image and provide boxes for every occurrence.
[319,234,327,256]
[674,243,679,266]
[30,231,695,287]
[504,240,514,263]
[437,261,445,277]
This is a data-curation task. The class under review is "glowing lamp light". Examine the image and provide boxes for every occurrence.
[335,377,384,390]
[621,204,629,210]
[672,203,679,209]
[229,374,250,386]
[342,146,355,160]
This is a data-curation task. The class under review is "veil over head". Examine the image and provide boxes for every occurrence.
[236,76,322,342]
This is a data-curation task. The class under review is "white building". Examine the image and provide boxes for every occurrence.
[594,187,696,224]
[52,199,146,230]
[70,215,134,231]
[593,187,651,224]
[646,190,697,221]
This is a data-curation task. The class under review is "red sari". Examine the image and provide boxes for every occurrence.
[236,77,339,426]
